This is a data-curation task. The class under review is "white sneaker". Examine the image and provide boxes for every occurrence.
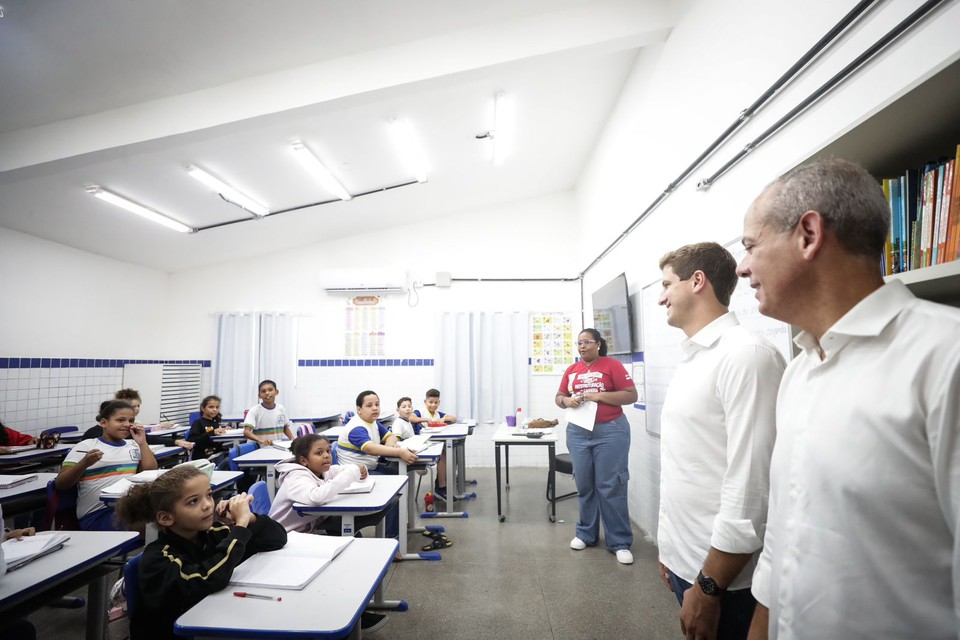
[616,549,634,565]
[570,537,587,550]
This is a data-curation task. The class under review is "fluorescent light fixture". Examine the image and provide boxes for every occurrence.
[290,140,352,201]
[493,92,514,166]
[387,118,428,183]
[185,164,268,217]
[85,185,193,233]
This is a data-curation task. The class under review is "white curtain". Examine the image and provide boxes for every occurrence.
[259,313,298,414]
[437,312,528,424]
[213,313,258,417]
[213,312,298,417]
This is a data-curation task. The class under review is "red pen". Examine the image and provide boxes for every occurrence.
[233,591,282,602]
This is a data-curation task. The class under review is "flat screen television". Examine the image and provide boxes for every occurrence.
[591,273,634,355]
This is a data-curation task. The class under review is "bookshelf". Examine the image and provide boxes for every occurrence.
[806,56,960,307]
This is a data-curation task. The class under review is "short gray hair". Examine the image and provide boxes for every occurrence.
[762,159,889,258]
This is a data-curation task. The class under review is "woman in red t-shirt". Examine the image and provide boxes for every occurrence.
[555,328,638,564]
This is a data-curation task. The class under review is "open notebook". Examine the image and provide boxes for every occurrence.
[0,473,38,489]
[399,434,432,452]
[340,478,376,494]
[229,531,354,590]
[3,532,70,571]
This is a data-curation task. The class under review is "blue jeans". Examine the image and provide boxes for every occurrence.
[566,414,632,551]
[668,570,757,640]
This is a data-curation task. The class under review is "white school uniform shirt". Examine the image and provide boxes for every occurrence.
[657,312,785,589]
[242,403,291,441]
[390,417,416,440]
[61,437,141,518]
[753,281,960,639]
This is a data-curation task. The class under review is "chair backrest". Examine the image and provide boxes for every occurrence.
[124,553,143,619]
[40,426,78,436]
[188,411,201,426]
[43,479,80,531]
[341,411,355,425]
[330,442,339,465]
[295,423,315,438]
[249,481,272,515]
[227,442,258,472]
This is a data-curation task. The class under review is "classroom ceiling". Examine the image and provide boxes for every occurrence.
[0,0,680,272]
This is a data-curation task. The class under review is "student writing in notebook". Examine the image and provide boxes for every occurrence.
[116,464,287,640]
[0,418,36,454]
[56,400,158,531]
[242,379,295,446]
[408,388,454,499]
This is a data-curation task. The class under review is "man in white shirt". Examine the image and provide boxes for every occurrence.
[738,158,960,639]
[657,242,786,640]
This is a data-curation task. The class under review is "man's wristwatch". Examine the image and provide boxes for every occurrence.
[696,570,725,596]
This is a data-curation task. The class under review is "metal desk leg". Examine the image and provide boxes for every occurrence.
[85,570,109,640]
[429,441,466,519]
[266,464,277,500]
[505,445,511,488]
[401,466,440,561]
[496,443,505,523]
[548,443,557,523]
[454,438,476,500]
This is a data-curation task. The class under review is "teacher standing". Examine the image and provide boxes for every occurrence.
[556,328,638,565]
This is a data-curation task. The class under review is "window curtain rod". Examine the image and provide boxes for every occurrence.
[578,0,882,279]
[697,0,949,189]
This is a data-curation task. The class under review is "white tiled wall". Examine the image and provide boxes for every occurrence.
[0,367,123,436]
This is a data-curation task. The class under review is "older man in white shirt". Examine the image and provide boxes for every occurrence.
[657,242,786,640]
[738,159,960,639]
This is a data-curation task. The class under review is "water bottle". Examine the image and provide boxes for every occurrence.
[424,492,435,512]
[516,407,524,430]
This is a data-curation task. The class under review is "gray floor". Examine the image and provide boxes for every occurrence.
[27,467,681,639]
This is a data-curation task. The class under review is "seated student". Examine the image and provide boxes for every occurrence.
[242,379,295,446]
[408,388,456,499]
[187,395,229,466]
[0,503,39,640]
[84,388,192,451]
[390,397,417,441]
[116,465,287,640]
[0,418,36,454]
[337,391,417,539]
[56,400,158,531]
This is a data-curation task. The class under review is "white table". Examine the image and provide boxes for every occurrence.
[99,470,244,504]
[491,423,561,523]
[58,431,86,444]
[0,444,72,467]
[0,472,57,522]
[397,442,445,561]
[233,447,290,499]
[144,425,189,444]
[292,475,408,611]
[210,427,249,446]
[176,537,398,639]
[0,530,139,640]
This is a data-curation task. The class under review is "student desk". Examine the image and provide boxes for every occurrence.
[0,530,139,640]
[149,444,186,466]
[397,442,445,561]
[422,424,471,518]
[98,470,244,504]
[58,431,86,444]
[175,537,398,640]
[0,444,72,469]
[0,472,57,521]
[292,474,408,611]
[210,427,249,446]
[318,425,346,439]
[144,425,189,445]
[491,424,561,523]
[232,446,289,499]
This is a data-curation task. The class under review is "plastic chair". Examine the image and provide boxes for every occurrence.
[330,442,339,465]
[43,479,80,531]
[187,411,201,426]
[296,423,315,438]
[40,425,78,436]
[124,553,143,621]
[227,442,257,472]
[249,481,272,515]
[341,411,355,425]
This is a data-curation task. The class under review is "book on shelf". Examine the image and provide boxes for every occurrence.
[229,531,354,590]
[0,473,38,489]
[2,531,70,571]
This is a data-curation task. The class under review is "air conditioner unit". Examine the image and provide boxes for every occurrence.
[321,269,409,295]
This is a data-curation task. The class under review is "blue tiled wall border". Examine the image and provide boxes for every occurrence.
[298,359,435,367]
[0,358,212,369]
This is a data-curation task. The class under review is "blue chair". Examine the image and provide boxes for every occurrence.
[40,425,78,436]
[43,479,80,531]
[187,411,201,426]
[341,411,355,425]
[330,442,339,465]
[227,442,257,472]
[249,481,272,515]
[124,552,143,622]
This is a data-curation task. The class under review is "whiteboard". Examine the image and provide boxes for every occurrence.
[639,239,793,437]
